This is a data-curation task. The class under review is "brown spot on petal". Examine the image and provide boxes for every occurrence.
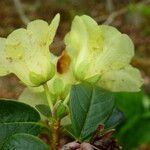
[6,57,13,63]
[57,50,71,74]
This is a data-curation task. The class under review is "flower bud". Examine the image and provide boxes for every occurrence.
[49,51,75,99]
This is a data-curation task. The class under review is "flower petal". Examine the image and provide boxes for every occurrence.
[0,38,10,76]
[99,65,143,92]
[65,16,88,61]
[65,15,104,80]
[5,29,35,86]
[96,25,134,73]
[27,19,49,45]
[80,15,103,52]
[2,15,60,86]
[0,66,8,76]
[48,14,60,45]
[26,14,60,80]
[6,29,27,60]
[27,14,60,46]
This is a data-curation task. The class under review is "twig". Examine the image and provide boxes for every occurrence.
[106,0,114,13]
[96,0,150,25]
[104,7,126,25]
[13,0,30,25]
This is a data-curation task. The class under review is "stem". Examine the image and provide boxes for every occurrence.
[43,82,60,150]
[43,83,54,115]
[51,119,60,150]
[13,0,30,25]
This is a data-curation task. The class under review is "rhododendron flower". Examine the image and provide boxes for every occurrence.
[0,14,60,87]
[29,51,75,100]
[65,15,143,91]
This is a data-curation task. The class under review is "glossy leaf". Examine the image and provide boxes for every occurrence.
[0,100,40,123]
[0,122,42,146]
[69,82,114,141]
[105,108,124,128]
[35,104,51,118]
[0,100,42,147]
[55,101,68,119]
[1,133,50,150]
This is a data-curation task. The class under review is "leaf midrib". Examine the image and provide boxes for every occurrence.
[79,87,94,139]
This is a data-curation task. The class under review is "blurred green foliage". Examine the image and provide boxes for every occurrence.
[128,3,150,17]
[114,91,150,150]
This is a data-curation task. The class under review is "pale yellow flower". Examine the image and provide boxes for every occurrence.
[23,51,75,100]
[65,15,143,92]
[0,14,60,86]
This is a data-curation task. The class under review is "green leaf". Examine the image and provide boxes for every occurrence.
[128,3,150,17]
[64,125,76,140]
[54,101,68,119]
[69,82,114,141]
[0,100,42,147]
[105,108,124,128]
[35,104,51,118]
[117,114,150,149]
[0,122,42,146]
[114,91,145,118]
[61,115,71,127]
[0,100,40,123]
[114,91,150,149]
[1,133,50,150]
